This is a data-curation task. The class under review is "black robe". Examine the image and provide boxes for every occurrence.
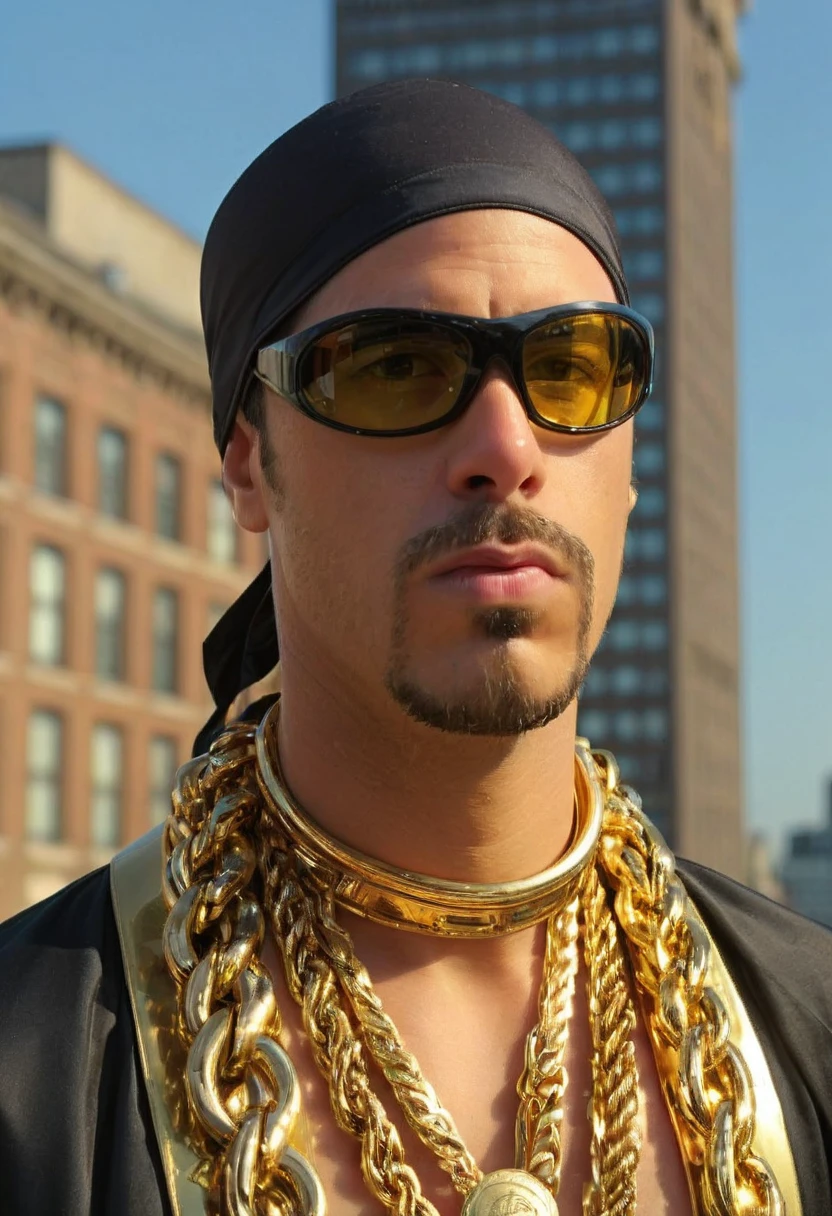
[0,857,830,1215]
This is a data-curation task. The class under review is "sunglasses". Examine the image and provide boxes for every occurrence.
[255,303,654,438]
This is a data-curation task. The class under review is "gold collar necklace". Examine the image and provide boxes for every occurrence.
[255,700,603,938]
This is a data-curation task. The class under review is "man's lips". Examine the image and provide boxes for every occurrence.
[427,544,566,581]
[426,545,566,602]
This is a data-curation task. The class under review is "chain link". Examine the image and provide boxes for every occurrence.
[162,725,325,1215]
[593,750,784,1216]
[515,896,581,1193]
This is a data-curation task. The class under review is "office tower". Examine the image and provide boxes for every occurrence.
[336,0,745,875]
[0,144,263,918]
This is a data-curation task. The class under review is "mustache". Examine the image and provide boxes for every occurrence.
[396,502,595,585]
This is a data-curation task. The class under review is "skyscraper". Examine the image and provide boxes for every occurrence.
[336,0,745,876]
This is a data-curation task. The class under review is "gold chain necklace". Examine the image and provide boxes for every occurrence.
[255,701,604,937]
[162,715,785,1216]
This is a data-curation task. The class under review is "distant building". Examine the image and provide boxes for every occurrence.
[780,778,832,927]
[336,0,748,878]
[0,143,263,920]
[744,832,786,906]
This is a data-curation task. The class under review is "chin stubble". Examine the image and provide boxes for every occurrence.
[385,503,595,737]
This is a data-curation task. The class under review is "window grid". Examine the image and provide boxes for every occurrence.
[341,0,660,38]
[207,480,238,565]
[29,544,66,666]
[90,723,124,848]
[95,567,127,681]
[33,396,67,497]
[347,23,660,79]
[25,710,63,842]
[152,587,179,694]
[472,71,661,111]
[98,426,129,520]
[155,452,182,542]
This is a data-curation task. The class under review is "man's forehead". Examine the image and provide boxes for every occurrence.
[294,210,618,327]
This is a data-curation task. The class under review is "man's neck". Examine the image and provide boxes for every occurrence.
[274,658,579,890]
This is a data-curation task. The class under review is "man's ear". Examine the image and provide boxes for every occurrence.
[221,416,270,533]
[628,480,639,514]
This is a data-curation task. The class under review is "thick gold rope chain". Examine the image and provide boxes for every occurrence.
[162,721,783,1216]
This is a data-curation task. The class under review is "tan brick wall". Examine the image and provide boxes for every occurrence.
[0,209,264,921]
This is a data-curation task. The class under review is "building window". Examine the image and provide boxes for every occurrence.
[643,708,669,741]
[641,620,668,650]
[33,396,67,496]
[29,544,66,665]
[149,736,178,826]
[634,486,667,519]
[25,710,63,842]
[636,399,664,431]
[578,708,609,741]
[155,453,181,541]
[592,161,663,199]
[614,205,664,237]
[625,249,665,282]
[90,723,123,848]
[347,23,660,80]
[634,441,666,476]
[207,480,238,564]
[95,567,126,681]
[632,292,666,324]
[98,426,129,519]
[583,666,608,695]
[640,574,667,605]
[152,587,179,694]
[626,526,666,562]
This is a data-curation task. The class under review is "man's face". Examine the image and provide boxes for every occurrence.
[230,209,634,736]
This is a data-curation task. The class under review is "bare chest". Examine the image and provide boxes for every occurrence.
[265,946,693,1216]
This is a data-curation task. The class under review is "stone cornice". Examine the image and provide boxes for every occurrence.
[0,197,210,407]
[688,0,745,80]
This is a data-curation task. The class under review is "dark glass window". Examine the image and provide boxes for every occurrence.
[90,723,123,848]
[25,710,63,841]
[614,206,664,237]
[636,399,664,432]
[95,567,126,681]
[98,426,129,519]
[631,292,665,324]
[152,587,179,694]
[29,544,66,665]
[33,397,67,496]
[155,453,181,541]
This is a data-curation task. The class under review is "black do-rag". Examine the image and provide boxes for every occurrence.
[196,78,629,755]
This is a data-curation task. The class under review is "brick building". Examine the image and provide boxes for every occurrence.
[0,144,263,919]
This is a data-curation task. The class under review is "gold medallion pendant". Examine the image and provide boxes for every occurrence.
[461,1170,559,1216]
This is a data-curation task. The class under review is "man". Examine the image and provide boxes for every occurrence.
[0,80,830,1216]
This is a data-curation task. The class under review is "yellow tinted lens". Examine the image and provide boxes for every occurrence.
[522,315,645,428]
[300,323,469,431]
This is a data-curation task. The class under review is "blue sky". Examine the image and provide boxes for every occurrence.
[2,0,830,853]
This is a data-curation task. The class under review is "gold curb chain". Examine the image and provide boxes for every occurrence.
[161,720,784,1216]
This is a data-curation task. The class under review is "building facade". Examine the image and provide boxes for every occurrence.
[0,145,264,920]
[780,778,832,927]
[335,0,746,875]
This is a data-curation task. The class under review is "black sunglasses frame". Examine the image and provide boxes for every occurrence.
[254,302,655,438]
